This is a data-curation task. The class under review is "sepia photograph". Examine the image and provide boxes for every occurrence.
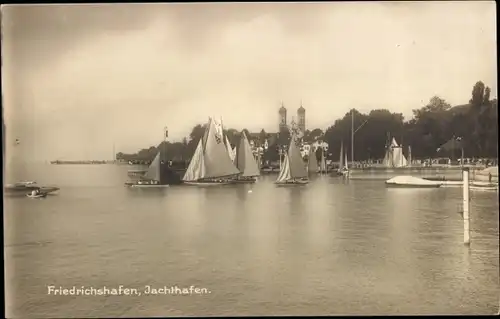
[2,1,498,317]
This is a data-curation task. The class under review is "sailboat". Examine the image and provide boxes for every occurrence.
[334,141,349,177]
[307,146,319,174]
[233,130,261,183]
[182,117,241,186]
[319,149,328,174]
[125,151,169,188]
[382,137,408,168]
[275,133,309,186]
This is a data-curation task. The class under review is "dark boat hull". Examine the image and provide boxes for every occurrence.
[183,182,232,186]
[27,193,47,198]
[275,180,309,186]
[232,177,257,184]
[128,184,170,188]
[385,183,441,188]
[4,185,59,196]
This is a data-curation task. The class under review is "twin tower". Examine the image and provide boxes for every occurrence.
[278,102,306,133]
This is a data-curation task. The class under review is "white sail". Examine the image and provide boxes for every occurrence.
[307,147,319,173]
[225,135,236,162]
[392,146,408,167]
[182,139,206,181]
[201,118,241,179]
[144,152,161,181]
[276,153,292,183]
[391,138,399,147]
[182,118,240,182]
[382,146,392,167]
[338,141,344,172]
[235,130,260,177]
[320,151,327,172]
[344,151,348,169]
[383,137,408,168]
[288,133,308,179]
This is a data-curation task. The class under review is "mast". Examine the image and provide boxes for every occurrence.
[351,109,354,167]
[339,141,344,172]
[163,126,169,164]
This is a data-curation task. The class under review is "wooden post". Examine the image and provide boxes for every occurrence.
[463,168,471,246]
[461,147,464,168]
[351,110,354,168]
[408,145,412,167]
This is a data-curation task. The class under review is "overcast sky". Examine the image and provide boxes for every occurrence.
[2,2,497,161]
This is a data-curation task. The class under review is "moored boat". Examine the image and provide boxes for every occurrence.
[125,150,165,187]
[469,181,498,191]
[26,190,48,198]
[333,140,349,177]
[385,176,442,188]
[470,185,498,191]
[275,131,309,186]
[125,127,184,187]
[4,181,60,197]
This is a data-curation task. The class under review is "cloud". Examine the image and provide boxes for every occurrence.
[1,2,496,161]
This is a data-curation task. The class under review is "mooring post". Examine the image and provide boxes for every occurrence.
[462,167,471,246]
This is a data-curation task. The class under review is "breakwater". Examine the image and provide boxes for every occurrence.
[50,160,115,165]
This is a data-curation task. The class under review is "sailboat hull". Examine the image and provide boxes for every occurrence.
[129,184,170,188]
[275,179,309,186]
[183,180,238,186]
[232,177,257,184]
[332,170,349,177]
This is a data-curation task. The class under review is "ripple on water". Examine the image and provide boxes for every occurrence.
[4,166,499,316]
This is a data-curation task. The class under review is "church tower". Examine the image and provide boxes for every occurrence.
[279,102,287,131]
[297,101,306,134]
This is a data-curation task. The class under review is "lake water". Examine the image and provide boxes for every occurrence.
[4,164,499,317]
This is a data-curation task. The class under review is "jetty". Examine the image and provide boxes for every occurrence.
[51,160,115,165]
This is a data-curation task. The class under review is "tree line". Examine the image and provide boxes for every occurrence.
[116,81,497,163]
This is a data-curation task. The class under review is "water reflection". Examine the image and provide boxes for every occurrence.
[4,164,499,316]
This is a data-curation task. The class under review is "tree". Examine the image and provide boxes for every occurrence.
[470,81,485,108]
[258,129,267,144]
[277,126,291,146]
[305,128,324,142]
[119,80,497,162]
[484,86,491,104]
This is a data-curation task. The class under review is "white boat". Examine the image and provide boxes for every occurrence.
[182,117,241,186]
[307,146,319,175]
[26,190,47,198]
[385,175,442,188]
[439,180,463,187]
[233,130,260,184]
[470,184,498,191]
[275,132,309,186]
[472,166,498,183]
